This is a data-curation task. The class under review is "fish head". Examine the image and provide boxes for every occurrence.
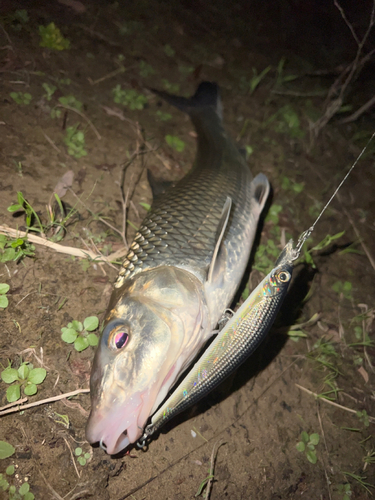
[86,266,208,455]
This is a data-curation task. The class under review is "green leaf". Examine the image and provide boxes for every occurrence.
[28,368,46,385]
[6,465,15,475]
[1,367,19,384]
[61,328,78,343]
[87,333,99,346]
[7,204,23,213]
[296,441,305,452]
[301,431,309,443]
[0,283,10,294]
[6,384,21,403]
[18,363,29,380]
[139,202,151,211]
[24,492,35,500]
[165,135,185,152]
[75,447,82,456]
[309,433,320,445]
[83,316,99,331]
[0,441,15,459]
[306,449,317,464]
[24,383,37,396]
[0,296,9,308]
[77,456,87,466]
[0,478,9,490]
[19,482,30,495]
[9,485,16,494]
[74,336,89,352]
[71,320,83,332]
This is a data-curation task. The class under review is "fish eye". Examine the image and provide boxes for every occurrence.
[110,328,129,350]
[277,270,291,283]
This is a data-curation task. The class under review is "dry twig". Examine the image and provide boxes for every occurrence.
[0,388,89,416]
[296,384,375,422]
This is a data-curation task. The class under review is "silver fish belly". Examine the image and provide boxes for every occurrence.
[139,241,294,441]
[86,82,270,455]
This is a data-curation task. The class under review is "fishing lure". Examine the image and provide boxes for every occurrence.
[137,132,374,448]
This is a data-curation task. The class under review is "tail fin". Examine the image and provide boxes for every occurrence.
[150,81,222,120]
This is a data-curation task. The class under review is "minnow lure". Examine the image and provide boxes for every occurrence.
[137,131,375,448]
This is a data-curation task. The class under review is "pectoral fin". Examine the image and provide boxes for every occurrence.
[251,173,270,215]
[207,196,232,284]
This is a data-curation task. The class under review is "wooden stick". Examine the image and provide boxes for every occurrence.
[0,388,89,417]
[295,384,375,423]
[0,224,127,263]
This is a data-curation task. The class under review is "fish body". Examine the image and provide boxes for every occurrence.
[86,82,270,454]
[139,241,295,441]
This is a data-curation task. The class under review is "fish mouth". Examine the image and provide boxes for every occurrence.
[86,392,145,455]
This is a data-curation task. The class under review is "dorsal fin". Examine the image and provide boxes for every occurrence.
[207,196,232,284]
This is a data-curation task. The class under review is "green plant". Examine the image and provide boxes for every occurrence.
[61,316,99,352]
[1,361,47,403]
[58,95,83,111]
[356,409,370,427]
[337,483,351,500]
[303,232,344,268]
[7,192,44,233]
[342,472,374,494]
[7,9,29,31]
[281,176,305,193]
[9,92,32,105]
[266,105,304,138]
[39,22,70,50]
[296,431,320,464]
[0,462,34,500]
[162,79,180,93]
[139,61,155,77]
[0,235,35,263]
[74,447,91,466]
[165,135,185,152]
[112,86,148,110]
[64,125,87,158]
[155,110,172,121]
[239,66,271,95]
[0,441,15,460]
[42,83,57,101]
[164,44,175,57]
[274,57,298,88]
[332,280,352,300]
[0,284,10,309]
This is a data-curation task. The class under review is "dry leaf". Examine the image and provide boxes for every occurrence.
[54,170,74,198]
[358,366,369,384]
[101,105,126,121]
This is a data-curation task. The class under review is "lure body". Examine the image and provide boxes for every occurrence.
[140,241,295,441]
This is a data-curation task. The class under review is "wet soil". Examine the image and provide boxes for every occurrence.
[1,1,375,499]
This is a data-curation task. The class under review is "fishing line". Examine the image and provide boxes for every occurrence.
[293,131,375,259]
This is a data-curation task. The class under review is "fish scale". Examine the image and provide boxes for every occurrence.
[116,139,252,287]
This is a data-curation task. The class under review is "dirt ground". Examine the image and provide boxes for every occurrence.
[1,1,375,499]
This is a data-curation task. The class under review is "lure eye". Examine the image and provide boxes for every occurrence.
[278,271,291,283]
[111,330,129,349]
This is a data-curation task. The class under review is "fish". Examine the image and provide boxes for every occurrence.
[85,81,270,455]
[137,241,294,444]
